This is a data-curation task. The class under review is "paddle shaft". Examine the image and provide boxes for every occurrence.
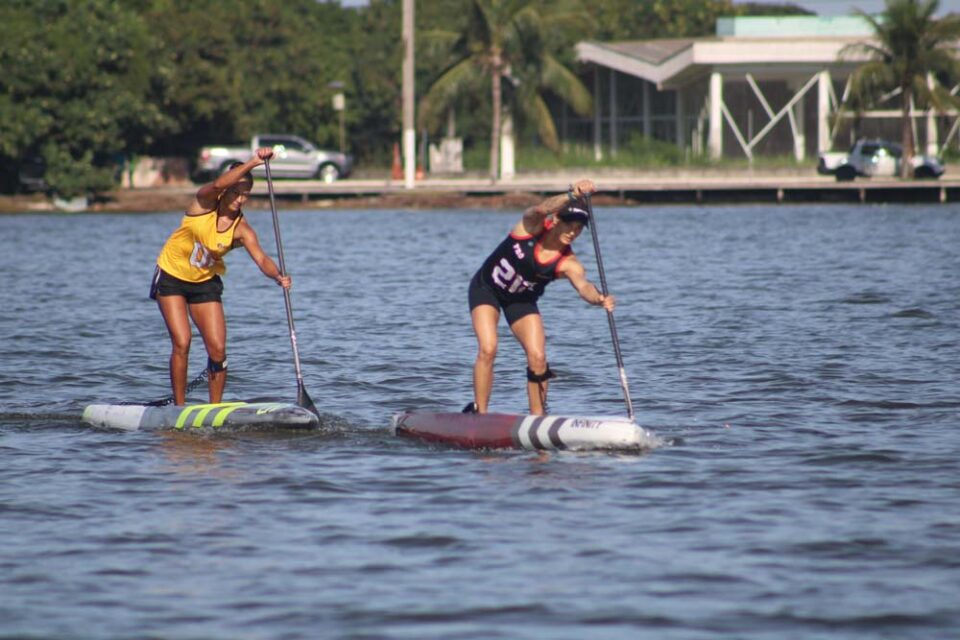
[263,160,317,414]
[584,194,635,421]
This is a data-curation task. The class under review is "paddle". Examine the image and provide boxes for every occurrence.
[263,159,319,417]
[583,193,635,422]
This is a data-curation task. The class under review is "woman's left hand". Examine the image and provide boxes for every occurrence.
[275,274,292,289]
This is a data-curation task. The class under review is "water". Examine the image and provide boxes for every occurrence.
[1,203,958,639]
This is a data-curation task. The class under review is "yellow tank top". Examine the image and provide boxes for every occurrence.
[156,210,242,283]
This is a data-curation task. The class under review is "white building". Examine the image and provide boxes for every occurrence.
[572,16,956,161]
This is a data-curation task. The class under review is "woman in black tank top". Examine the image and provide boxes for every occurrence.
[466,179,616,416]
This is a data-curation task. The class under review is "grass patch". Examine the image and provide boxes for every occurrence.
[461,134,814,173]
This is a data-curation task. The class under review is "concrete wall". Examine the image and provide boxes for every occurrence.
[121,157,192,188]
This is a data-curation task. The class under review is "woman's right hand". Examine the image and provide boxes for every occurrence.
[254,147,274,164]
[571,179,596,199]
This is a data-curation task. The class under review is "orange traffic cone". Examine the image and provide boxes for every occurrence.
[391,143,403,180]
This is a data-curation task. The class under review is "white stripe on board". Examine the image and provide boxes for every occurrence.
[535,416,563,450]
[517,415,538,450]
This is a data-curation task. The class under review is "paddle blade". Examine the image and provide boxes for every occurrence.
[298,383,320,417]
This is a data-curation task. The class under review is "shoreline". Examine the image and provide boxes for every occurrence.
[0,186,629,214]
[4,165,960,213]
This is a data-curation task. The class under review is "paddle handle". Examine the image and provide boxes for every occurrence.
[263,160,307,391]
[584,194,635,422]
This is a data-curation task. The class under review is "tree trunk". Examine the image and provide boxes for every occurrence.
[500,105,515,179]
[490,54,502,183]
[901,85,914,179]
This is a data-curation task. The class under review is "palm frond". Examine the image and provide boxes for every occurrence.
[513,92,560,152]
[538,0,595,35]
[470,0,495,50]
[840,41,892,62]
[539,55,592,115]
[418,58,485,130]
[926,81,960,112]
[418,0,596,176]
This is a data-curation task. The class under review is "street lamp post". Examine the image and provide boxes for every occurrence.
[329,81,346,153]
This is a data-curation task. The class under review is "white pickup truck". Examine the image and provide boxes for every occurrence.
[817,139,944,181]
[196,134,352,183]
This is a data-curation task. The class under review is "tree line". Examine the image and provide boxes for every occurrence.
[0,0,810,196]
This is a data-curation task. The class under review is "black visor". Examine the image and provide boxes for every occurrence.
[558,205,589,226]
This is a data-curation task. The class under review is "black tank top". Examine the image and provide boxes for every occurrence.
[478,222,572,302]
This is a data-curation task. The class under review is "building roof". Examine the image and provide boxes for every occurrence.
[576,16,877,89]
[715,16,873,37]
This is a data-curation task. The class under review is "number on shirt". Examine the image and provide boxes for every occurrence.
[491,258,533,294]
[189,241,215,269]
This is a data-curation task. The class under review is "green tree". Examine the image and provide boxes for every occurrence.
[591,0,811,41]
[735,3,811,17]
[142,0,356,157]
[133,0,246,154]
[418,0,593,181]
[345,0,404,164]
[592,0,732,40]
[0,0,170,197]
[842,0,960,177]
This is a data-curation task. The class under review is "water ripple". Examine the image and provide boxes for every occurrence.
[1,205,959,639]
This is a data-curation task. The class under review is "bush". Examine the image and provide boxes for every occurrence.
[41,146,118,199]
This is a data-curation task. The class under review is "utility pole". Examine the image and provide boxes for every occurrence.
[402,0,415,189]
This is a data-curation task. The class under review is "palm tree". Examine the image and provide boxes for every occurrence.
[842,0,960,177]
[419,0,593,181]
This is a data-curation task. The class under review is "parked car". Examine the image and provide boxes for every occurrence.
[818,139,944,182]
[196,134,352,183]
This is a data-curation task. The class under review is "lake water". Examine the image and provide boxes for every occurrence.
[1,203,958,639]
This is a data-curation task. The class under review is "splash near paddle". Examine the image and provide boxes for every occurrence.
[82,401,319,432]
[392,411,657,451]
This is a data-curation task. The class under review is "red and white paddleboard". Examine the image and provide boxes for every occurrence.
[392,411,658,451]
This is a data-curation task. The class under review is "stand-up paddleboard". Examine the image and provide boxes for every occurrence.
[395,194,650,453]
[82,401,319,432]
[392,411,657,451]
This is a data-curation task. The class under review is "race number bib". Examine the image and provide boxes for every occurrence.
[491,258,534,294]
[189,241,215,269]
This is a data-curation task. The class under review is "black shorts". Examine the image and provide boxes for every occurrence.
[468,271,539,325]
[150,266,223,304]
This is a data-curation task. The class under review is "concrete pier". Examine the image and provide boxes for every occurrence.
[254,171,960,206]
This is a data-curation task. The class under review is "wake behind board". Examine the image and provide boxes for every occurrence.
[392,411,657,451]
[82,401,319,432]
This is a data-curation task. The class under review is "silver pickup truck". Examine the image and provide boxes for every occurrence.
[817,139,943,182]
[196,134,352,183]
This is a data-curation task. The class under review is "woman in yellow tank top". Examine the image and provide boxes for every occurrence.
[151,148,291,405]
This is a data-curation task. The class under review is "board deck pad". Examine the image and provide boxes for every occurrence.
[392,411,658,451]
[82,401,319,432]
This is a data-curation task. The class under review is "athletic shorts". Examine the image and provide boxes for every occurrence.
[150,266,223,304]
[468,271,539,326]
